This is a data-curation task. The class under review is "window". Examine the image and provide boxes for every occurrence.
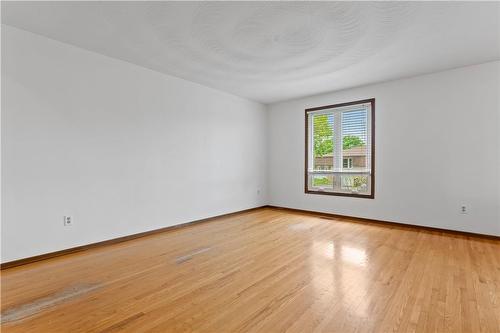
[305,98,374,198]
[343,158,353,169]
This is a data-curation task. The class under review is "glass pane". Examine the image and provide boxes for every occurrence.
[340,175,369,194]
[342,109,368,172]
[312,174,334,188]
[313,114,334,171]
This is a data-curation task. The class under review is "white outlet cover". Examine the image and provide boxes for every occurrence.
[64,216,73,226]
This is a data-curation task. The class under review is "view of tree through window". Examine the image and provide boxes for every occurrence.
[306,99,374,198]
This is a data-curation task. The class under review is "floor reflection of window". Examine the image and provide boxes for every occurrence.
[341,245,367,267]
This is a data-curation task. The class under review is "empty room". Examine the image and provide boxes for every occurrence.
[1,1,499,332]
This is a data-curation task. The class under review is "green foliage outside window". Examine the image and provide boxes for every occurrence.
[342,135,364,150]
[312,176,333,186]
[313,115,333,157]
[313,115,365,158]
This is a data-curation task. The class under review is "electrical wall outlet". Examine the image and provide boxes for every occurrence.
[64,216,73,226]
[460,205,468,214]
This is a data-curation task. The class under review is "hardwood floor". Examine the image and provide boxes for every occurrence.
[1,207,499,332]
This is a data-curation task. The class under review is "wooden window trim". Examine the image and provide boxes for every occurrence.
[304,98,375,199]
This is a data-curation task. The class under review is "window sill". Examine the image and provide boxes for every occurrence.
[305,189,374,199]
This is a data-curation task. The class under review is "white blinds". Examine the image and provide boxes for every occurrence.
[306,100,373,197]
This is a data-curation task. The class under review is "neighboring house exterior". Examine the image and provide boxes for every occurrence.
[314,145,367,170]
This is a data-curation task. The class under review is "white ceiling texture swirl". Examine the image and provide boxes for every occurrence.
[2,1,499,103]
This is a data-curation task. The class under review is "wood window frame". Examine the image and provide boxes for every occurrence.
[304,98,375,199]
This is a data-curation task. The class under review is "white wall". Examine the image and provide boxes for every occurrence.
[268,61,500,236]
[1,25,267,262]
[2,26,499,264]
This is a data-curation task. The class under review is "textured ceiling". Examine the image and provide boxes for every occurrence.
[2,1,499,103]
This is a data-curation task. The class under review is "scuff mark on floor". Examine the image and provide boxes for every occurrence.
[1,283,101,324]
[174,247,212,264]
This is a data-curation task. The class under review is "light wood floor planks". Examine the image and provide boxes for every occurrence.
[1,208,499,332]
